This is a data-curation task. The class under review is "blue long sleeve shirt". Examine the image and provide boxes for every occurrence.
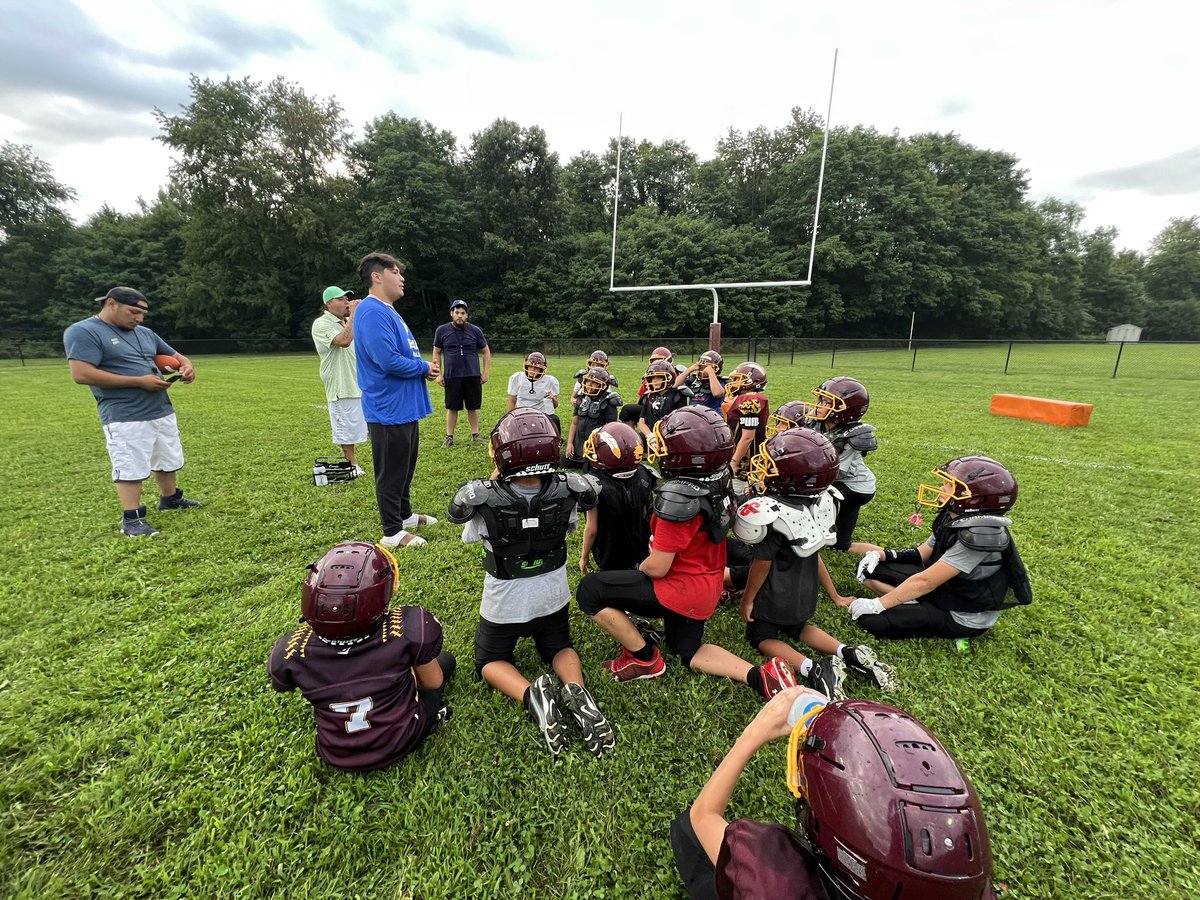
[353,296,433,425]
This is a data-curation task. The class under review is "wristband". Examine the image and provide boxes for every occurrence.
[885,547,922,565]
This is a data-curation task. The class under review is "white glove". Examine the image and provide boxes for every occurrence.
[849,597,885,620]
[856,550,883,584]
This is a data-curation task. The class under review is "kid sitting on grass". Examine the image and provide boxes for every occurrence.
[576,406,797,700]
[577,421,657,574]
[732,429,899,701]
[268,541,455,772]
[447,408,615,757]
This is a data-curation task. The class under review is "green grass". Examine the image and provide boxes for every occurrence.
[1,349,1198,899]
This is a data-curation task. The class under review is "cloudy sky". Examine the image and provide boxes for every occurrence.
[2,0,1196,253]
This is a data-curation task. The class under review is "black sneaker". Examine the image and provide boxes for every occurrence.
[442,435,454,448]
[628,614,664,647]
[808,656,847,701]
[121,507,159,537]
[560,682,616,757]
[471,433,486,445]
[525,673,568,756]
[842,645,900,691]
[158,490,202,511]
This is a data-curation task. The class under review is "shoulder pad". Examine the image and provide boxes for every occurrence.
[844,423,878,452]
[677,385,694,398]
[952,520,1012,552]
[773,493,839,557]
[607,392,622,407]
[654,478,705,523]
[574,369,586,380]
[565,471,599,509]
[950,514,1013,529]
[733,496,781,545]
[448,479,492,523]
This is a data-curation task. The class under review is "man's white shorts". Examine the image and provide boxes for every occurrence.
[104,413,185,481]
[328,397,368,445]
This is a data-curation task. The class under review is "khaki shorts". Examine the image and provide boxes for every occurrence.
[103,413,185,481]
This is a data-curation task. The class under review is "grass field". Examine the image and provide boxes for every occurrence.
[2,348,1198,899]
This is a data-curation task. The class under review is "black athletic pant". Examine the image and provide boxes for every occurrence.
[576,570,706,665]
[413,650,456,746]
[857,561,990,639]
[368,420,420,535]
[832,483,874,551]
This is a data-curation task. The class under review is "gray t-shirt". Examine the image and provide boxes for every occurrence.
[63,317,176,425]
[462,482,578,624]
[925,533,1003,629]
[507,371,561,414]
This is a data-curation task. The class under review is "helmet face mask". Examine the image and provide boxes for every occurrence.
[524,352,547,380]
[489,408,560,477]
[580,367,611,398]
[727,362,767,395]
[301,541,397,641]
[696,350,723,375]
[642,360,675,395]
[766,400,809,440]
[583,421,643,472]
[917,456,1017,513]
[647,406,733,476]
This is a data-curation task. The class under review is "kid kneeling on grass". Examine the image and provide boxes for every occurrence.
[576,406,798,700]
[268,541,455,773]
[731,429,898,702]
[447,408,616,757]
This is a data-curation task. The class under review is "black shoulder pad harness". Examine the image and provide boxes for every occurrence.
[654,477,733,543]
[565,470,599,511]
[951,514,1013,552]
[842,422,878,453]
[447,478,492,523]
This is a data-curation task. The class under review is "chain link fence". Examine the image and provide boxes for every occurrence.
[3,336,1195,380]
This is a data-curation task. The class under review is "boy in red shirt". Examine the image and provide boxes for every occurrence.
[576,406,796,699]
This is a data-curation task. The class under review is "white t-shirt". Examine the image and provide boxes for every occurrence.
[507,371,560,414]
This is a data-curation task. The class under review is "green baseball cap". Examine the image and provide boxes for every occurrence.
[322,286,354,303]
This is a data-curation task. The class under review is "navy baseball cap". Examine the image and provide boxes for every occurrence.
[450,299,468,310]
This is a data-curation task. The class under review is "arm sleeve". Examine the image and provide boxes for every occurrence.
[507,373,521,396]
[473,325,488,348]
[357,307,429,378]
[311,317,336,353]
[938,541,989,575]
[266,638,294,693]
[461,513,485,545]
[63,323,104,365]
[146,328,176,356]
[751,531,782,561]
[403,606,444,667]
[433,324,447,350]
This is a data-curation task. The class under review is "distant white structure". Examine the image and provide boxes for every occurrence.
[1107,324,1142,343]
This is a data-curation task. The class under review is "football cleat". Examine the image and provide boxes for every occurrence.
[560,683,616,757]
[526,673,568,756]
[757,656,799,700]
[841,645,900,692]
[807,656,847,701]
[603,647,666,682]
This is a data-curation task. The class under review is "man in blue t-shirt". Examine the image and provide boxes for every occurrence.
[353,251,441,549]
[432,299,491,448]
[63,287,202,537]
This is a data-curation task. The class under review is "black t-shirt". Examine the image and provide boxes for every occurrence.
[268,606,443,771]
[591,466,656,570]
[641,387,692,429]
[750,523,820,626]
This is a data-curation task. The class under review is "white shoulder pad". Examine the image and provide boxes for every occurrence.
[733,496,781,545]
[772,490,840,557]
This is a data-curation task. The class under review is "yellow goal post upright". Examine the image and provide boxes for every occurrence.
[608,50,839,354]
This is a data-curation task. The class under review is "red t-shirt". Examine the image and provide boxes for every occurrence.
[649,513,727,619]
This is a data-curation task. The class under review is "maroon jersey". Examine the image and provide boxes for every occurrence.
[716,819,830,899]
[268,605,443,772]
[725,391,769,477]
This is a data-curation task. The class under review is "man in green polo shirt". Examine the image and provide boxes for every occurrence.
[311,286,367,474]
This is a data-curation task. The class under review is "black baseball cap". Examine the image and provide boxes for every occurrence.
[106,287,148,308]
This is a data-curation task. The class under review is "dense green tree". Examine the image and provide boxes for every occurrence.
[155,76,353,337]
[1080,227,1145,332]
[1142,216,1200,339]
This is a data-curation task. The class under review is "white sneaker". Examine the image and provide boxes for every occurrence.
[352,465,366,477]
[402,513,439,528]
[380,530,427,548]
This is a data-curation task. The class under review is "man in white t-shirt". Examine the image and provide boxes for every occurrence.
[506,351,561,435]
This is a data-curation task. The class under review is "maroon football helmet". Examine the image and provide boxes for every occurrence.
[648,406,734,475]
[749,429,839,497]
[583,421,643,473]
[792,699,995,900]
[808,376,870,425]
[301,541,398,641]
[696,349,723,375]
[766,399,810,440]
[524,351,548,379]
[587,349,610,369]
[579,366,612,398]
[490,408,560,477]
[649,345,673,363]
[642,359,676,395]
[727,361,767,395]
[918,456,1017,513]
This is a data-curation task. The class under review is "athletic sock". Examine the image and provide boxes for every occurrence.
[630,643,656,662]
[122,507,144,520]
[521,686,531,710]
[161,489,182,502]
[835,644,847,660]
[799,659,813,677]
[745,666,765,695]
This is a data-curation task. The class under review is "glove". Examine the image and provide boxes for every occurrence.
[855,550,883,584]
[849,597,885,620]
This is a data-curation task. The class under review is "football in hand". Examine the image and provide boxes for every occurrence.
[154,354,182,382]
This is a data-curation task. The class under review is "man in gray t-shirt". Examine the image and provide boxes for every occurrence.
[64,287,203,537]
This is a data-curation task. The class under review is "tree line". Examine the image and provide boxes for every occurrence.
[2,74,1198,345]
